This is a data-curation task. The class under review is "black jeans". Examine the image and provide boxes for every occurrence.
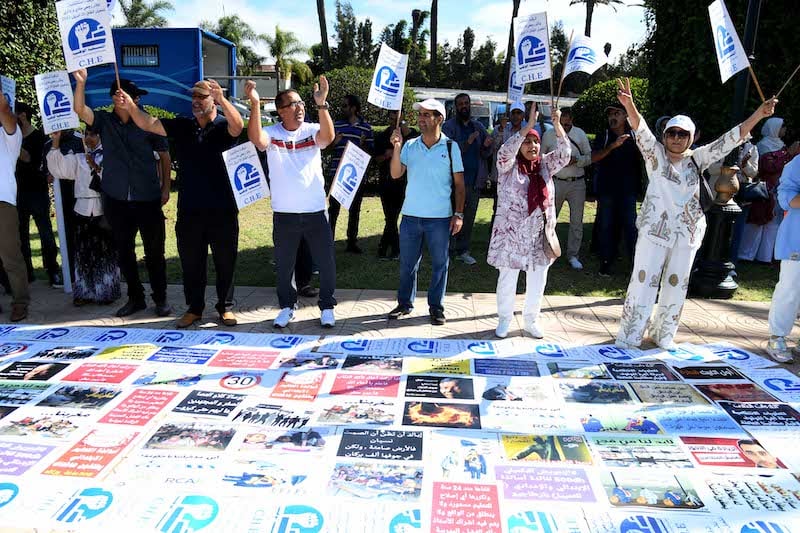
[176,210,238,315]
[16,189,59,280]
[379,180,405,257]
[596,193,638,264]
[295,237,313,289]
[104,196,168,303]
[328,182,364,246]
[273,211,336,310]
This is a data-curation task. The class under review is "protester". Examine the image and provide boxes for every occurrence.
[373,109,419,260]
[766,155,800,363]
[591,102,643,277]
[327,95,373,253]
[542,107,591,270]
[490,102,527,228]
[489,103,570,338]
[116,79,244,328]
[739,118,800,263]
[45,126,120,306]
[388,98,465,325]
[614,77,777,350]
[245,77,337,328]
[72,70,173,318]
[0,90,29,322]
[442,93,492,266]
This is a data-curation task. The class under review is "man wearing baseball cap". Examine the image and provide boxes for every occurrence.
[115,79,244,329]
[73,69,173,319]
[613,77,778,350]
[387,98,465,325]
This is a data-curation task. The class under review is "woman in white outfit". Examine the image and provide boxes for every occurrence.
[488,103,570,338]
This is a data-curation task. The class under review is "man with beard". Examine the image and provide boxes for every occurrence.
[115,80,243,328]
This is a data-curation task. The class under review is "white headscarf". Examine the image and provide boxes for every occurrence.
[757,117,785,155]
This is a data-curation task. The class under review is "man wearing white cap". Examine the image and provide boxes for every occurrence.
[613,78,778,350]
[388,98,465,325]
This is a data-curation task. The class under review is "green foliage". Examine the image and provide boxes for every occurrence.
[264,26,311,85]
[201,15,266,76]
[0,1,64,108]
[117,0,173,28]
[573,78,650,135]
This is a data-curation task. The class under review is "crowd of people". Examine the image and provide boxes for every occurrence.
[0,71,796,363]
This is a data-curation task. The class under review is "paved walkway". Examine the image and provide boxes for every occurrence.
[6,281,796,372]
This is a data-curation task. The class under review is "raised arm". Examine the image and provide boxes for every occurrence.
[71,69,95,126]
[496,103,539,175]
[244,80,269,151]
[209,79,243,138]
[389,128,406,179]
[740,98,778,141]
[543,108,571,177]
[314,75,334,148]
[616,77,641,132]
[114,89,166,136]
[45,131,79,181]
[0,91,16,135]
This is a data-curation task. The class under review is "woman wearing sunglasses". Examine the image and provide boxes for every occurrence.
[613,77,778,350]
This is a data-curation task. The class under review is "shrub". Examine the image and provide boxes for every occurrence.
[572,78,650,136]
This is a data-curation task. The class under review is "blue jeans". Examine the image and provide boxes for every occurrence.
[398,216,451,313]
[730,204,750,266]
[596,194,637,263]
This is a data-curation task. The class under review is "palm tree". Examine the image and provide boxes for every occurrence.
[569,0,626,37]
[430,0,438,85]
[201,15,266,76]
[316,0,332,70]
[117,0,173,28]
[264,26,312,89]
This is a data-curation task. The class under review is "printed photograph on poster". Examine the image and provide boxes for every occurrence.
[588,436,694,468]
[316,399,395,426]
[431,482,502,533]
[329,373,401,397]
[341,355,403,375]
[29,345,100,361]
[546,362,612,380]
[60,362,138,384]
[694,471,800,513]
[600,470,704,510]
[719,401,800,430]
[236,426,332,456]
[172,390,246,417]
[480,403,582,433]
[402,401,481,429]
[0,382,52,405]
[642,404,745,436]
[0,406,17,420]
[404,356,471,375]
[231,403,314,429]
[558,380,636,404]
[578,408,664,434]
[336,428,423,461]
[144,421,236,451]
[404,375,475,400]
[37,384,121,409]
[673,365,747,381]
[98,388,178,426]
[43,430,139,478]
[94,343,159,361]
[275,352,341,371]
[0,440,56,476]
[481,378,555,402]
[429,431,499,483]
[221,458,312,492]
[472,358,540,377]
[695,383,777,403]
[500,434,593,465]
[629,382,709,405]
[0,408,93,439]
[131,367,214,388]
[0,361,69,381]
[495,465,597,503]
[328,462,422,501]
[604,363,680,382]
[270,372,326,402]
[680,436,786,469]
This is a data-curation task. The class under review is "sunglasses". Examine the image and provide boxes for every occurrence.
[665,129,690,139]
[279,100,305,110]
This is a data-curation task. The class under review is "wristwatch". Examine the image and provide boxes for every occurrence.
[453,212,464,219]
[317,102,330,110]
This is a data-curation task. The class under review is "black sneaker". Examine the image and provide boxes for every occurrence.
[116,298,147,317]
[388,305,412,319]
[155,301,173,317]
[298,285,319,298]
[599,262,612,278]
[430,309,446,326]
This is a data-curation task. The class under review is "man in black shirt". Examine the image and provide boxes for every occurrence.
[116,79,244,328]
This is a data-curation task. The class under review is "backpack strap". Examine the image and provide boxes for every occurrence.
[691,155,715,212]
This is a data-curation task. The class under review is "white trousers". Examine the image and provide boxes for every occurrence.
[768,259,800,337]
[496,266,549,323]
[617,238,698,347]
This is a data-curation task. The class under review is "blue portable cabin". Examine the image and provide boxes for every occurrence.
[83,28,236,116]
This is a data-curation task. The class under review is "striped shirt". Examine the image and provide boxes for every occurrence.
[328,118,374,177]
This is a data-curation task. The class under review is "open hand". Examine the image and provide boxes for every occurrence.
[616,77,634,109]
[313,75,329,106]
[207,79,225,105]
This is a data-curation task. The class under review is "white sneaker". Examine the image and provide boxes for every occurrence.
[524,322,544,339]
[767,336,794,363]
[456,252,477,266]
[657,340,678,351]
[496,318,512,338]
[568,256,583,270]
[273,307,295,328]
[320,309,335,328]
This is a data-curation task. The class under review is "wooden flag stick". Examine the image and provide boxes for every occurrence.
[776,62,800,99]
[748,65,766,102]
[546,13,555,110]
[555,29,575,109]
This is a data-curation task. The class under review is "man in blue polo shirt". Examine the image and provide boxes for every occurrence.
[388,99,465,325]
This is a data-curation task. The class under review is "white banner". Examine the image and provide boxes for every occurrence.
[1,76,15,114]
[222,141,270,210]
[367,43,408,110]
[513,11,551,84]
[56,0,116,73]
[106,0,117,13]
[330,141,370,210]
[34,71,80,135]
[563,34,608,78]
[708,0,750,83]
[507,63,525,103]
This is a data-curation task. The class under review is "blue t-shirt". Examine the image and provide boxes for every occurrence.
[400,134,464,218]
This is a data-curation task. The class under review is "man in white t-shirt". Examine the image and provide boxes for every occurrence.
[245,77,337,328]
[0,90,29,322]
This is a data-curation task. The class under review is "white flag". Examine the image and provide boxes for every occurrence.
[513,11,551,84]
[0,76,15,114]
[508,63,525,103]
[222,142,270,210]
[56,0,117,73]
[708,0,750,83]
[330,141,370,210]
[563,35,608,78]
[367,43,408,110]
[35,72,80,135]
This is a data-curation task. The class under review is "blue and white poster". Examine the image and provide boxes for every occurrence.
[367,43,408,111]
[222,141,270,210]
[34,72,80,135]
[0,76,15,114]
[56,0,117,73]
[513,11,551,84]
[708,0,750,83]
[330,141,370,210]
[562,35,608,78]
[507,63,525,104]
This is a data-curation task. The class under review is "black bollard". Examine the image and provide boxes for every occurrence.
[690,201,742,299]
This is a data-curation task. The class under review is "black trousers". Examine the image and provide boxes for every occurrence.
[273,211,336,310]
[17,189,60,280]
[327,181,364,245]
[176,210,238,315]
[378,181,405,257]
[103,196,168,303]
[295,237,313,289]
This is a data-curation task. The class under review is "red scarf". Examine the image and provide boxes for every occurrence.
[517,153,547,216]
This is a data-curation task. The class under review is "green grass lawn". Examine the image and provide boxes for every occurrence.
[28,193,778,301]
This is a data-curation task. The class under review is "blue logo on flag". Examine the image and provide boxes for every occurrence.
[157,495,218,532]
[68,19,107,55]
[43,90,71,117]
[336,163,359,194]
[375,66,400,96]
[568,46,596,65]
[0,483,19,509]
[510,71,523,91]
[507,511,558,532]
[716,25,736,59]
[389,509,421,531]
[620,516,669,533]
[233,162,261,191]
[518,36,547,67]
[741,521,790,533]
[55,487,113,523]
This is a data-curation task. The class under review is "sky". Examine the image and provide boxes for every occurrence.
[116,0,649,67]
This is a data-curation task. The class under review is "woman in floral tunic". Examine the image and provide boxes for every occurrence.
[488,104,570,338]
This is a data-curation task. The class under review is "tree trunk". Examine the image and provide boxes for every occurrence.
[316,0,332,70]
[585,0,594,37]
[430,0,438,85]
[503,0,522,91]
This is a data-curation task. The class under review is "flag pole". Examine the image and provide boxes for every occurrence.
[775,62,800,99]
[748,65,766,102]
[555,29,574,109]
[546,12,555,110]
